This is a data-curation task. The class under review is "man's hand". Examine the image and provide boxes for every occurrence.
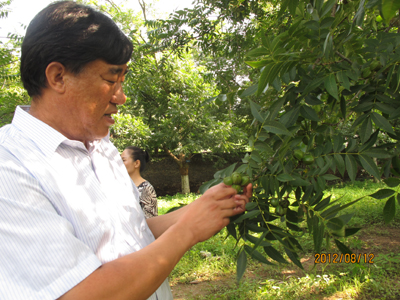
[175,182,253,247]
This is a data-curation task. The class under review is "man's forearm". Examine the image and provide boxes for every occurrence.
[146,204,189,238]
[58,221,193,300]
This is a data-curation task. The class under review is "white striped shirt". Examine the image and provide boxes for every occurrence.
[0,106,172,300]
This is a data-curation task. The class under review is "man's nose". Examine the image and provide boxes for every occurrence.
[112,84,126,105]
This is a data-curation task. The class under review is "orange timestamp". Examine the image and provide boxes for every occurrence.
[314,253,375,264]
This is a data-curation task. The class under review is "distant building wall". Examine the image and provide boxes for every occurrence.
[142,153,244,196]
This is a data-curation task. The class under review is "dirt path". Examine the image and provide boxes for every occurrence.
[170,226,400,300]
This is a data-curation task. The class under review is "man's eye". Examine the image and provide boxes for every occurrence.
[106,80,116,84]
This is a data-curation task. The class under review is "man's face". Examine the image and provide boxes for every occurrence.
[63,59,128,143]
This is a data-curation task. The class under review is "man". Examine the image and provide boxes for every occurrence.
[0,1,252,300]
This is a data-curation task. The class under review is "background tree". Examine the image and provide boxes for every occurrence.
[125,50,248,193]
[0,0,29,126]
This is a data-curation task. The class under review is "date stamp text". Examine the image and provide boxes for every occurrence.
[314,253,375,264]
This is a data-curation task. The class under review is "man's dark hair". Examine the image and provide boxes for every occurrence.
[125,146,150,173]
[20,1,133,97]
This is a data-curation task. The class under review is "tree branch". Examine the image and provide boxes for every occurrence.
[335,51,353,64]
[138,0,147,21]
[163,147,181,165]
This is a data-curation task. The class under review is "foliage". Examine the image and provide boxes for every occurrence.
[110,113,152,151]
[151,0,400,279]
[0,0,29,127]
[159,183,400,300]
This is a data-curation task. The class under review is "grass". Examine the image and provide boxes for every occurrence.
[158,180,400,300]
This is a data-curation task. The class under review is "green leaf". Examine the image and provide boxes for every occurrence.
[254,141,273,153]
[324,74,339,100]
[383,177,400,188]
[245,202,258,210]
[320,0,336,17]
[240,84,258,98]
[327,217,344,231]
[334,239,353,255]
[300,105,320,121]
[257,63,282,95]
[340,96,346,120]
[226,220,237,239]
[250,100,265,123]
[363,148,392,159]
[359,130,379,152]
[245,245,275,265]
[214,163,237,179]
[263,121,293,136]
[236,249,247,282]
[322,174,340,181]
[333,135,343,153]
[382,0,400,23]
[314,195,331,211]
[277,173,295,182]
[336,70,350,91]
[369,188,395,200]
[383,196,396,224]
[246,48,270,58]
[288,0,299,16]
[264,246,288,264]
[359,154,380,179]
[334,154,345,177]
[245,59,271,68]
[323,32,333,58]
[320,196,364,218]
[233,210,261,223]
[360,117,372,144]
[303,76,325,95]
[371,112,394,134]
[312,216,324,254]
[345,155,357,182]
[284,248,303,269]
[199,178,221,194]
[345,228,362,237]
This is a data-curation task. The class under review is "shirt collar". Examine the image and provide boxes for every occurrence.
[12,106,106,157]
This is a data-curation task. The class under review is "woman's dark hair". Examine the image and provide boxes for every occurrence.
[126,146,150,173]
[20,1,133,97]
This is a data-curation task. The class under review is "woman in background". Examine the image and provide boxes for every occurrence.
[121,146,158,218]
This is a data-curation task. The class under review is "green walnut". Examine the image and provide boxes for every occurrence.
[231,172,242,185]
[275,205,287,216]
[270,198,279,207]
[370,60,381,71]
[362,67,372,78]
[302,154,315,165]
[240,175,250,186]
[231,184,242,194]
[223,171,252,194]
[223,176,233,186]
[293,149,304,160]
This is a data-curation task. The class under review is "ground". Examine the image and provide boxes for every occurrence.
[170,226,400,300]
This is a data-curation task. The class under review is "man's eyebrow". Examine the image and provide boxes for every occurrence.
[108,67,129,75]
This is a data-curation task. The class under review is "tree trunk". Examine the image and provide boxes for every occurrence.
[164,147,191,194]
[179,158,190,194]
[181,174,190,194]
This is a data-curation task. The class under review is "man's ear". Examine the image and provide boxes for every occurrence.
[45,62,67,93]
